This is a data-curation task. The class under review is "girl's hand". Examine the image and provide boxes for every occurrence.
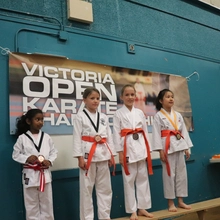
[78,156,87,170]
[42,160,51,168]
[159,150,167,163]
[185,150,190,160]
[26,155,38,164]
[119,151,124,167]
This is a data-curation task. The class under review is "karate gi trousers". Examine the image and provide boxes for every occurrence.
[80,160,112,220]
[23,182,54,220]
[122,159,151,213]
[162,151,188,199]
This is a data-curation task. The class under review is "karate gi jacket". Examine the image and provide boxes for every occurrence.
[12,130,58,188]
[152,109,193,154]
[113,105,152,164]
[73,109,116,162]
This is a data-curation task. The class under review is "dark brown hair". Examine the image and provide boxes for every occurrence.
[83,87,100,99]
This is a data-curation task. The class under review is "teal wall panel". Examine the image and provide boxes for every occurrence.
[0,0,220,219]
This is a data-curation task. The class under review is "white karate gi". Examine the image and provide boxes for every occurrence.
[12,130,58,220]
[73,109,116,220]
[113,105,152,213]
[152,109,193,199]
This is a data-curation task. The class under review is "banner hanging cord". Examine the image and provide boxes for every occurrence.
[186,71,200,81]
[0,46,12,55]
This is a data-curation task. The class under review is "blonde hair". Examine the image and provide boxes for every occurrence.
[121,84,136,96]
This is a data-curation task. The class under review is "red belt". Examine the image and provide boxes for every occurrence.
[161,130,183,176]
[81,136,116,176]
[120,128,153,176]
[23,163,47,192]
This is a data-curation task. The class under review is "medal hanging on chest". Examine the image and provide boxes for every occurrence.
[83,109,101,140]
[176,133,181,140]
[38,155,45,163]
[160,109,182,140]
[132,133,139,140]
[94,135,102,142]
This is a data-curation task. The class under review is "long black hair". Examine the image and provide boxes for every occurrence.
[15,109,43,136]
[155,89,173,111]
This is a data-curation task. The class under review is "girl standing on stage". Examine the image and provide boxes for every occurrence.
[12,108,58,220]
[152,89,193,212]
[73,87,116,220]
[113,84,153,220]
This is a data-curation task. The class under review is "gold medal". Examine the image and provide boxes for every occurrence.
[132,133,139,140]
[94,135,102,142]
[176,133,181,140]
[38,155,45,163]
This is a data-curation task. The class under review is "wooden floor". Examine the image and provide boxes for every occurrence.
[113,198,220,220]
[113,207,220,220]
[173,207,220,220]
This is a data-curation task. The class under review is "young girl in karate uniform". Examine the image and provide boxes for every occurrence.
[12,108,58,220]
[152,89,193,212]
[113,84,153,220]
[73,87,116,220]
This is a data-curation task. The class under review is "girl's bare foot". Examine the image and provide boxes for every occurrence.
[130,212,138,220]
[168,199,177,212]
[178,197,191,210]
[138,209,153,218]
[178,202,191,210]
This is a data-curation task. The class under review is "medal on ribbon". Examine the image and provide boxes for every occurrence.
[38,155,45,163]
[160,109,182,140]
[132,133,139,140]
[94,135,102,142]
[176,133,181,140]
[83,109,102,142]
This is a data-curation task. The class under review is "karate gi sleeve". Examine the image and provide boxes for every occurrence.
[73,114,83,157]
[113,112,123,152]
[152,113,164,151]
[106,120,117,156]
[12,135,29,164]
[48,136,58,165]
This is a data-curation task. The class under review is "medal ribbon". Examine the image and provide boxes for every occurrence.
[160,109,183,176]
[23,163,47,192]
[160,109,178,130]
[120,128,153,176]
[83,109,100,133]
[81,136,116,176]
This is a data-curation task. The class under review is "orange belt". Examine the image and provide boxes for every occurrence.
[161,130,183,176]
[120,128,153,176]
[81,136,115,176]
